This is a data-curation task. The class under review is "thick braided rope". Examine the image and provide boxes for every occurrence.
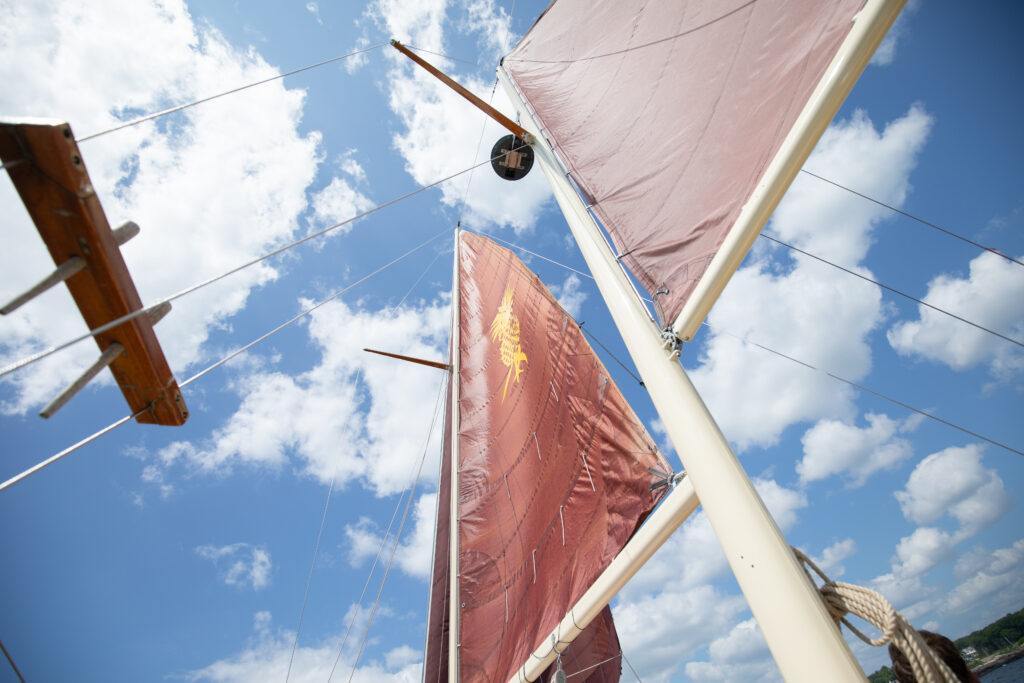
[792,548,960,683]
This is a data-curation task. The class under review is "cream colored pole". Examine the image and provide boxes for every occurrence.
[671,0,906,342]
[497,72,866,682]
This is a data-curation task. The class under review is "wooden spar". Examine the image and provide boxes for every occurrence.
[0,119,188,426]
[498,68,866,682]
[363,348,451,371]
[389,40,533,144]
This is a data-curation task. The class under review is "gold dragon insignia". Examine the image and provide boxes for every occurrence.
[489,283,528,402]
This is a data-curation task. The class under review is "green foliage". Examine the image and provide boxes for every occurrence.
[954,607,1024,656]
[867,664,894,682]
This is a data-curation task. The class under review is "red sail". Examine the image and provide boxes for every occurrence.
[504,0,867,326]
[448,232,669,681]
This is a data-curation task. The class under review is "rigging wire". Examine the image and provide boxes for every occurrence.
[76,44,387,142]
[487,234,596,282]
[482,238,1024,459]
[315,250,452,683]
[325,474,409,682]
[566,652,622,679]
[347,376,447,682]
[799,169,1024,268]
[702,321,1024,458]
[578,321,644,387]
[328,377,447,682]
[0,230,448,494]
[404,43,480,67]
[284,474,338,683]
[0,639,27,683]
[326,233,451,682]
[0,152,505,380]
[326,239,450,681]
[760,233,1024,349]
[621,651,644,682]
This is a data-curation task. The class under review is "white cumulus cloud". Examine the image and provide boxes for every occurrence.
[146,296,450,496]
[894,444,1011,537]
[0,0,324,414]
[345,492,438,580]
[196,543,273,590]
[798,413,915,487]
[684,618,779,683]
[687,106,932,451]
[887,250,1024,378]
[186,610,420,682]
[368,0,553,234]
[548,273,588,319]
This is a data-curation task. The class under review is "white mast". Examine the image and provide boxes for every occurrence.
[494,0,907,663]
[497,70,864,680]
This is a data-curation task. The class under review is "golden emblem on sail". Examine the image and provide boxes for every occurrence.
[489,283,528,402]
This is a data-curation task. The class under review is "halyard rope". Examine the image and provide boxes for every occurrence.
[77,44,388,142]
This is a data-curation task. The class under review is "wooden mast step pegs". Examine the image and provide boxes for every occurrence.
[1,119,188,425]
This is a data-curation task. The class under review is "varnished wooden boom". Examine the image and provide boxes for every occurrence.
[0,119,187,425]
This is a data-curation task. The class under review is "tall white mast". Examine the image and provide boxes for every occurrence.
[497,0,908,671]
[497,69,864,680]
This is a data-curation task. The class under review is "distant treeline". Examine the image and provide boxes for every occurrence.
[954,607,1024,656]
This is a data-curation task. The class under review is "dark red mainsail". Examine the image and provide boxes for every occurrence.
[424,232,670,682]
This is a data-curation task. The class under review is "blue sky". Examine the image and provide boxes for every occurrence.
[1,1,1022,681]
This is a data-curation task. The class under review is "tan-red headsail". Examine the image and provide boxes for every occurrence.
[503,0,868,327]
[424,232,671,681]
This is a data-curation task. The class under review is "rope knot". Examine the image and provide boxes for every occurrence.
[792,547,960,683]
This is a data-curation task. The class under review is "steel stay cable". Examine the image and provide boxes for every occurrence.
[287,239,444,680]
[347,373,447,682]
[799,169,1024,268]
[760,233,1024,349]
[180,229,448,390]
[404,43,480,67]
[328,375,448,682]
[484,237,1023,458]
[77,44,388,142]
[0,640,27,683]
[325,475,408,682]
[622,651,644,682]
[565,652,622,679]
[0,151,509,380]
[703,321,1024,458]
[285,236,445,680]
[0,230,447,494]
[285,474,338,683]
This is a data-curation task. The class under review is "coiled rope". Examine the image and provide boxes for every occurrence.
[793,547,960,683]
